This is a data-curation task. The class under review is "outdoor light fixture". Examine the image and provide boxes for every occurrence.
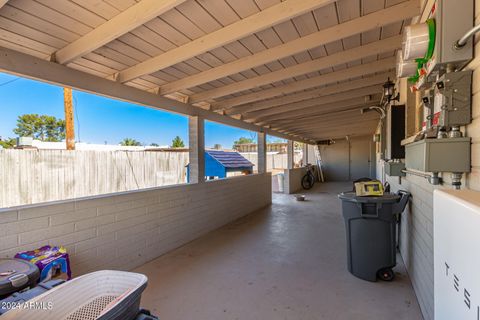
[382,78,400,103]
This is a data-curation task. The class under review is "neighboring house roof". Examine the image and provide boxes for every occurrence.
[206,150,254,169]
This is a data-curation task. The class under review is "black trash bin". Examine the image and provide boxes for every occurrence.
[338,190,410,282]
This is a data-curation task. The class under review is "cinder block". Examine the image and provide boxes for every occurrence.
[75,214,115,232]
[0,211,18,224]
[0,217,49,238]
[0,235,18,251]
[19,223,75,245]
[18,202,75,220]
[50,207,97,226]
[49,228,97,246]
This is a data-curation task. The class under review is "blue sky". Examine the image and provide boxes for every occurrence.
[0,72,269,148]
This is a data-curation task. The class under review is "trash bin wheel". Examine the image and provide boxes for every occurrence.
[377,268,395,281]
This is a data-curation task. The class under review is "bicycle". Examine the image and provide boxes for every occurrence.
[301,164,316,190]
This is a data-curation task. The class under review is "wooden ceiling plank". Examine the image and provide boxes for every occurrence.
[257,97,380,122]
[256,97,381,125]
[211,56,395,110]
[116,0,337,83]
[54,0,188,64]
[245,86,382,121]
[9,0,92,35]
[225,72,392,115]
[275,113,379,132]
[188,35,400,103]
[280,118,378,133]
[158,0,419,95]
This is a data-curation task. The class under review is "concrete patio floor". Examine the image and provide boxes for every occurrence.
[134,182,423,320]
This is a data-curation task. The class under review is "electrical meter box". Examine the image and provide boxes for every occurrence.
[434,71,472,127]
[405,138,471,173]
[422,70,472,129]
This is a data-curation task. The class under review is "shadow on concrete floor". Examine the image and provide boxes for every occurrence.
[134,182,423,320]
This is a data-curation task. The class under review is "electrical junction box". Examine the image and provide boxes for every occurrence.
[405,138,471,173]
[434,71,472,127]
[431,0,474,71]
[408,0,474,90]
[385,162,406,177]
[422,70,472,129]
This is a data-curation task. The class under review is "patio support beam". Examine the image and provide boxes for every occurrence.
[257,132,267,174]
[0,46,311,144]
[302,144,308,166]
[116,0,336,83]
[287,140,294,170]
[157,0,420,95]
[188,116,205,184]
[53,0,187,64]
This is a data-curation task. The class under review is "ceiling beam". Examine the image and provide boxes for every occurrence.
[276,113,379,132]
[116,0,336,83]
[0,1,8,9]
[282,120,379,137]
[282,120,379,139]
[53,0,187,64]
[261,100,381,127]
[157,0,420,95]
[0,46,312,143]
[278,109,379,128]
[282,119,379,135]
[243,86,381,121]
[189,36,401,104]
[255,101,381,129]
[211,57,395,110]
[225,73,392,115]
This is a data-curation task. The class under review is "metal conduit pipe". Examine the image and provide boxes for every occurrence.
[402,169,441,185]
[455,24,480,49]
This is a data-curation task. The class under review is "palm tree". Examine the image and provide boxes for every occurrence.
[120,138,142,146]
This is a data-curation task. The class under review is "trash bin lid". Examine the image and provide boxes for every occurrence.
[338,192,400,203]
[0,259,39,296]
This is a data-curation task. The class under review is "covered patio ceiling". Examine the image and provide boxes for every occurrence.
[0,0,420,141]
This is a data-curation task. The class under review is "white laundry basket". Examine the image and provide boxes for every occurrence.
[2,270,148,320]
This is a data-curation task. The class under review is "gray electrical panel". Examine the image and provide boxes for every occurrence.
[434,0,474,71]
[385,162,406,177]
[434,70,472,127]
[405,138,471,173]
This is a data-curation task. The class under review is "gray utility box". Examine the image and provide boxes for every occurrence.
[433,0,473,71]
[385,162,406,177]
[405,138,471,173]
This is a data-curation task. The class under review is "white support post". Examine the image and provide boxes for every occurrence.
[302,143,308,166]
[188,116,205,184]
[257,132,267,174]
[287,140,294,169]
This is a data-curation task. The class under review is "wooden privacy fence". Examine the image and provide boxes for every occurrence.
[241,152,303,172]
[0,150,189,208]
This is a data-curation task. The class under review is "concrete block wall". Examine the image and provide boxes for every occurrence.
[0,174,272,276]
[283,167,307,194]
[382,173,440,320]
